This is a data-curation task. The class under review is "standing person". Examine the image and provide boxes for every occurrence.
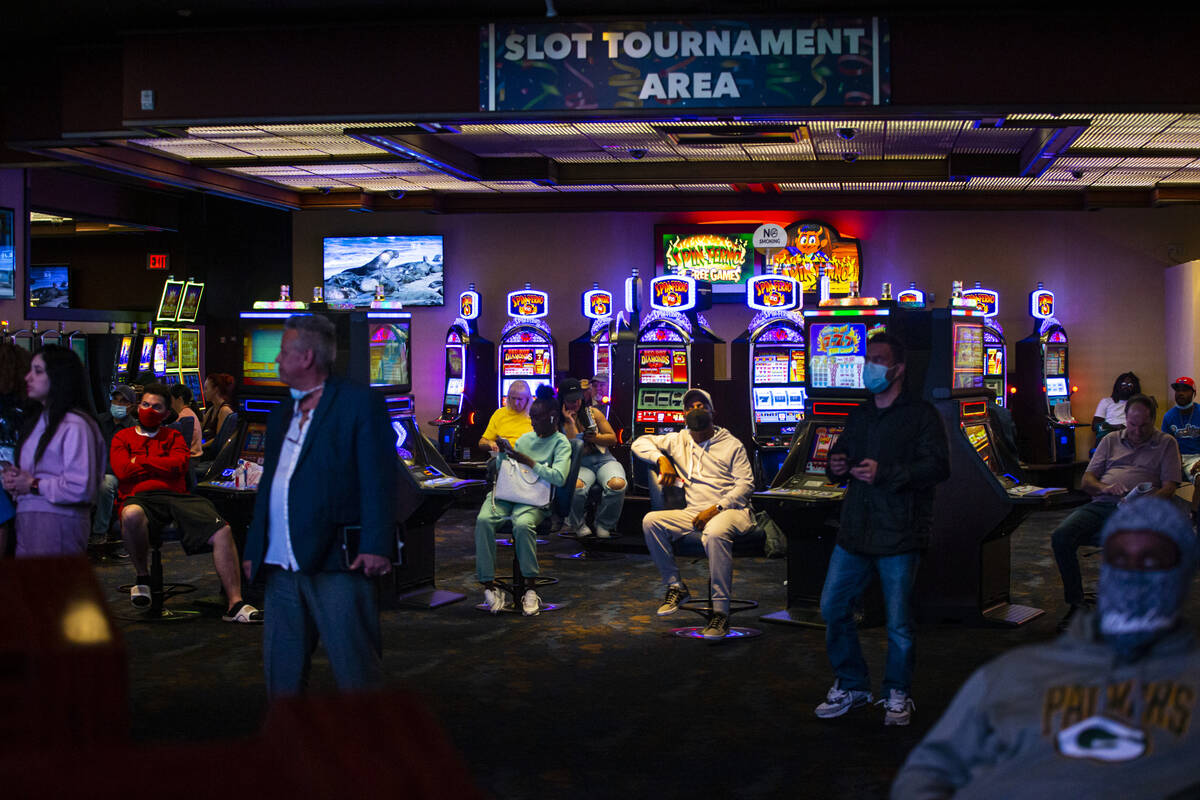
[1,345,105,557]
[113,383,260,622]
[559,377,625,538]
[478,380,533,454]
[169,383,204,458]
[1092,371,1140,441]
[0,342,31,556]
[201,372,236,446]
[475,385,571,616]
[892,498,1200,799]
[632,388,756,640]
[815,333,950,726]
[242,314,397,697]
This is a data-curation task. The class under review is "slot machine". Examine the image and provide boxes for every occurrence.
[730,270,806,486]
[1012,283,1077,464]
[39,323,63,350]
[962,283,1008,406]
[349,309,415,422]
[631,275,720,487]
[568,283,614,387]
[497,283,555,406]
[154,277,207,399]
[431,285,495,464]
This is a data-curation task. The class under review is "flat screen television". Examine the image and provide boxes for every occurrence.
[323,235,444,307]
[367,321,411,392]
[242,322,286,387]
[157,279,186,321]
[28,265,69,309]
[0,208,14,300]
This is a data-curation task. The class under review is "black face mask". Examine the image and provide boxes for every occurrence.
[685,408,712,431]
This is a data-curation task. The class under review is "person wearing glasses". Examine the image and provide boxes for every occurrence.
[242,314,397,697]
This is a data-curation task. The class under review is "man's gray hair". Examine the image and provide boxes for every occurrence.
[285,314,337,373]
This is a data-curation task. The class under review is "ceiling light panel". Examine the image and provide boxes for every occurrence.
[573,122,661,136]
[1028,169,1099,186]
[809,120,885,159]
[552,184,617,192]
[671,145,753,161]
[612,184,678,191]
[1090,169,1177,187]
[842,181,903,191]
[130,139,256,158]
[745,142,816,161]
[226,165,312,177]
[965,177,1033,191]
[673,184,735,191]
[1160,169,1200,184]
[953,127,1032,154]
[266,176,356,188]
[1118,157,1195,169]
[1145,130,1200,149]
[495,123,581,137]
[778,182,841,191]
[1054,156,1123,170]
[351,178,427,191]
[552,152,624,163]
[885,120,964,159]
[186,125,265,137]
[479,181,556,192]
[902,181,965,191]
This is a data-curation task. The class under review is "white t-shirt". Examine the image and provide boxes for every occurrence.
[1093,397,1127,426]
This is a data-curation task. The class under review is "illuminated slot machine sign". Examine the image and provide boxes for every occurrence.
[115,335,133,377]
[583,288,613,377]
[964,285,1005,401]
[500,288,553,403]
[138,337,156,373]
[807,320,873,390]
[443,329,466,417]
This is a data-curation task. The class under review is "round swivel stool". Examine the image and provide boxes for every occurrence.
[672,584,762,641]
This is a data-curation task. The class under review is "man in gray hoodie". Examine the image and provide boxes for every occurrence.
[892,497,1200,799]
[632,388,755,640]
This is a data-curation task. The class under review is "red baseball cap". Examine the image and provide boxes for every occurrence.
[1172,376,1195,390]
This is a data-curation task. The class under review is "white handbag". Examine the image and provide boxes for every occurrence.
[493,455,552,507]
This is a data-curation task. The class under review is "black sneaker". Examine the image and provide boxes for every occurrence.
[1057,603,1087,633]
[656,583,690,616]
[701,612,730,640]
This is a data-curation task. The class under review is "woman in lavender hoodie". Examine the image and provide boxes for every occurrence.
[1,345,104,557]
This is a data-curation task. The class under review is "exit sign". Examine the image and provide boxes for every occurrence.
[147,253,170,270]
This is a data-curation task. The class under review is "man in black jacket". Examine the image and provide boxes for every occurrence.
[814,332,950,727]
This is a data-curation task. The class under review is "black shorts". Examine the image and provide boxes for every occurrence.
[124,491,227,555]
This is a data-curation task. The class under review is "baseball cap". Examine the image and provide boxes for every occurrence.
[558,377,585,402]
[1171,376,1195,391]
[682,388,714,411]
[111,384,136,405]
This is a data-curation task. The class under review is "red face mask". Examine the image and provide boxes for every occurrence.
[138,406,165,428]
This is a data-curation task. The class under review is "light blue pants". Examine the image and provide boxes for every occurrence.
[92,473,119,535]
[569,451,627,531]
[263,567,383,698]
[475,492,546,583]
[642,507,754,615]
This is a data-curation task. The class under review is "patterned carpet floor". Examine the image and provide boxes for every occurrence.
[89,505,1200,799]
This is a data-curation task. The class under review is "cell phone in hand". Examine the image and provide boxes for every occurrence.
[496,437,512,452]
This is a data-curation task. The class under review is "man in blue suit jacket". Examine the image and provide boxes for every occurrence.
[242,314,397,697]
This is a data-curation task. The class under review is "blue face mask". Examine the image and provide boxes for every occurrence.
[110,404,128,419]
[1176,401,1195,410]
[862,361,893,394]
[290,386,317,402]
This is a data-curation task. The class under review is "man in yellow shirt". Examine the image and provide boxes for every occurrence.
[480,380,533,453]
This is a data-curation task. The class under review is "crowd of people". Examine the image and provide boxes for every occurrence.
[2,323,1197,795]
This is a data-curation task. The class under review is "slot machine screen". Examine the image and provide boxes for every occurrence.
[807,322,870,390]
[69,337,87,368]
[368,322,411,391]
[500,344,552,405]
[1046,377,1069,397]
[446,345,464,380]
[156,280,185,321]
[963,423,1001,475]
[952,323,984,389]
[501,376,552,402]
[161,330,180,370]
[179,329,200,369]
[183,371,204,405]
[242,322,286,387]
[638,348,687,385]
[1044,344,1067,377]
[985,346,1004,376]
[238,422,269,465]
[594,341,610,379]
[635,388,687,424]
[177,282,204,323]
[805,424,844,474]
[138,337,155,372]
[164,373,181,386]
[116,336,133,374]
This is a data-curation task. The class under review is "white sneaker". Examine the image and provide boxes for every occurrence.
[595,526,614,539]
[878,689,915,726]
[484,586,508,614]
[521,589,542,616]
[814,681,873,719]
[575,523,594,538]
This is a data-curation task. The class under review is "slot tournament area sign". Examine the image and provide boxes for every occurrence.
[481,17,889,111]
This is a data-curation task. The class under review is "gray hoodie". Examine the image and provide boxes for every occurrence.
[631,427,754,513]
[892,612,1200,799]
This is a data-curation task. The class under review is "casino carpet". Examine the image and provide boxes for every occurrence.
[89,506,1200,800]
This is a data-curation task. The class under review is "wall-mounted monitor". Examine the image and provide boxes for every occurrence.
[323,235,444,307]
[157,279,187,321]
[177,281,205,322]
[28,265,69,309]
[654,224,756,304]
[0,208,14,300]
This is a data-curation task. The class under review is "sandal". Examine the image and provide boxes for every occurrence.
[223,601,264,624]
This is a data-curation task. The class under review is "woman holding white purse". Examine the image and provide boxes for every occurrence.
[474,385,572,617]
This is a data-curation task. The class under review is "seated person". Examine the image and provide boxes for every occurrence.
[168,383,204,458]
[479,380,533,455]
[200,372,236,455]
[1052,394,1180,631]
[1092,371,1140,441]
[92,384,137,545]
[1162,375,1200,477]
[559,377,625,539]
[892,498,1200,799]
[631,388,755,640]
[112,383,261,623]
[474,386,571,617]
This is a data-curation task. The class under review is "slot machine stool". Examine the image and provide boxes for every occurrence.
[475,552,563,615]
[670,532,762,641]
[115,524,200,622]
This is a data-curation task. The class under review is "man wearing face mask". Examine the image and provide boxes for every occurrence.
[816,333,950,727]
[91,384,137,546]
[1162,376,1200,477]
[892,497,1200,799]
[111,383,261,622]
[1052,394,1181,632]
[632,388,755,640]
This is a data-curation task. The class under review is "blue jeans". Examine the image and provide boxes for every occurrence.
[569,451,627,531]
[820,545,920,694]
[1051,501,1118,606]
